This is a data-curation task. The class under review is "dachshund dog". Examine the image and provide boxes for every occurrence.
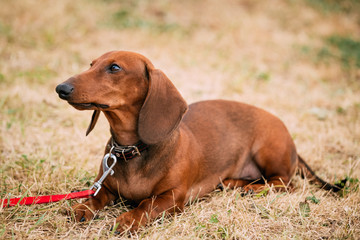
[56,51,343,232]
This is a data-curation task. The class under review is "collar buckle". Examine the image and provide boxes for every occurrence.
[110,138,148,162]
[131,145,141,156]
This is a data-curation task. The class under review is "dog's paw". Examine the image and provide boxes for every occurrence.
[114,212,138,233]
[240,188,255,197]
[216,182,225,191]
[113,211,146,233]
[70,203,96,222]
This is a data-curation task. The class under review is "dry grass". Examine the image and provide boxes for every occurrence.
[1,0,360,239]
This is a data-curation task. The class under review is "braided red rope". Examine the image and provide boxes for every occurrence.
[1,189,95,208]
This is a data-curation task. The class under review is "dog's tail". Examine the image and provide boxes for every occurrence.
[297,155,346,192]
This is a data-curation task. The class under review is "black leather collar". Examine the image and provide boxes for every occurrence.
[108,138,148,162]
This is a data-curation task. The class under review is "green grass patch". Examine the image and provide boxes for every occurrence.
[0,73,5,83]
[326,36,360,68]
[317,35,360,69]
[340,176,360,197]
[209,214,219,223]
[305,0,360,14]
[299,35,360,83]
[306,192,320,204]
[0,22,14,43]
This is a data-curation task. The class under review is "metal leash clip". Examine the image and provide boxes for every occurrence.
[90,146,117,197]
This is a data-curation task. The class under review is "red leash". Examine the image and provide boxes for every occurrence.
[2,148,119,208]
[1,190,95,208]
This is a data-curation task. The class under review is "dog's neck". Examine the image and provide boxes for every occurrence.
[103,108,140,146]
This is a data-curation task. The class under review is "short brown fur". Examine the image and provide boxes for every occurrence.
[56,51,342,233]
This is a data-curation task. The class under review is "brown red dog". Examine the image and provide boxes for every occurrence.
[56,51,343,232]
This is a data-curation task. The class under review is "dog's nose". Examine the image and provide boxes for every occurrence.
[56,83,74,100]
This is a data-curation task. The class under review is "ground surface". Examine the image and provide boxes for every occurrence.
[0,0,359,239]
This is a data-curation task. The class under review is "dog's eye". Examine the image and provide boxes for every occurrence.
[109,64,121,72]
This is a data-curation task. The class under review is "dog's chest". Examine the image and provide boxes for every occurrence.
[106,164,161,202]
[123,174,155,200]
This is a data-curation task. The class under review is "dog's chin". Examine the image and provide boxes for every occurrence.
[69,102,109,110]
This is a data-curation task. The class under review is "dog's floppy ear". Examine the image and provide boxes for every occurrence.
[86,110,100,136]
[138,68,188,144]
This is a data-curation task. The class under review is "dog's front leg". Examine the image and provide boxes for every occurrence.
[115,188,186,233]
[71,186,116,222]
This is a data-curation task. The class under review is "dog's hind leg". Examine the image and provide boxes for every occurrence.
[221,177,290,192]
[221,179,254,189]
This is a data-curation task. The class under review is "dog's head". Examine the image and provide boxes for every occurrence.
[56,51,188,144]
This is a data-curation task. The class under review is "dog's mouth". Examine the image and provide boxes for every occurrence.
[69,102,109,110]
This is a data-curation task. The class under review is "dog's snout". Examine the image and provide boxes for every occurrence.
[56,83,74,100]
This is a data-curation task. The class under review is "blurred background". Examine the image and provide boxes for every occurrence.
[1,0,359,168]
[0,0,359,238]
